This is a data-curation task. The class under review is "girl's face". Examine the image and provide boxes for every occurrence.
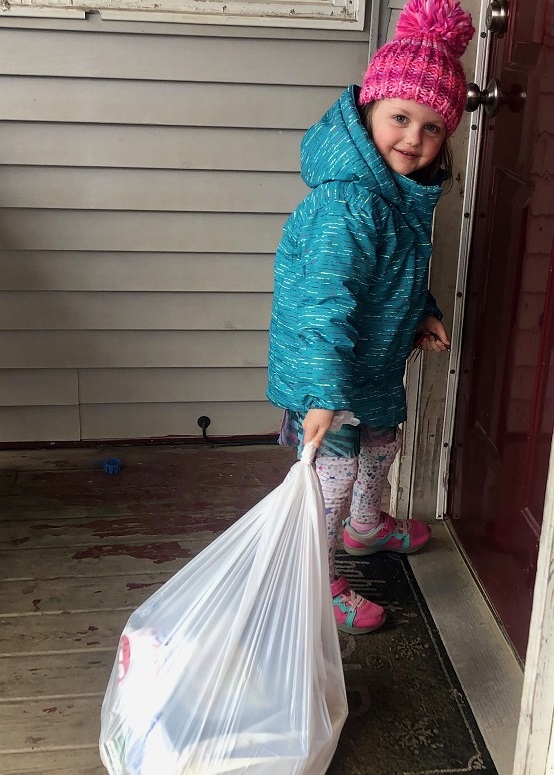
[370,99,447,176]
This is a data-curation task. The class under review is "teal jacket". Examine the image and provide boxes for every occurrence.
[266,86,444,429]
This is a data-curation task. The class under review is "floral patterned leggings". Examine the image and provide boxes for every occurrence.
[279,412,402,580]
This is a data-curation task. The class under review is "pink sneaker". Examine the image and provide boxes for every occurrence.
[331,576,386,634]
[343,513,431,556]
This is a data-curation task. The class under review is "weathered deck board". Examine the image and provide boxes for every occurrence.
[0,470,17,488]
[0,443,296,774]
[0,652,114,699]
[0,486,271,521]
[0,696,102,752]
[0,748,104,775]
[0,443,292,473]
[8,458,290,494]
[0,574,171,615]
[0,609,130,656]
[1,542,201,581]
[3,512,244,548]
[2,487,271,537]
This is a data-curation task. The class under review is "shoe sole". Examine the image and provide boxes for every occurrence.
[342,542,428,556]
[336,615,386,634]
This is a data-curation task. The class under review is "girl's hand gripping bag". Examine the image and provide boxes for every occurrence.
[99,443,348,775]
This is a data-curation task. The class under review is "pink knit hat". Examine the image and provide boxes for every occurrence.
[359,0,475,136]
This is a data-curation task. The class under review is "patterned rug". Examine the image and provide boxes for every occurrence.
[328,551,497,775]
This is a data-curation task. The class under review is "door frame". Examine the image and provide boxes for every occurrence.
[435,0,554,771]
[374,0,554,767]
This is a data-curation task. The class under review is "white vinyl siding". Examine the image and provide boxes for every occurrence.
[0,20,369,443]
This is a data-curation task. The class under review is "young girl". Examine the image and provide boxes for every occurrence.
[267,0,474,634]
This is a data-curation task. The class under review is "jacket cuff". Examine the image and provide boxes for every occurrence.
[422,291,443,322]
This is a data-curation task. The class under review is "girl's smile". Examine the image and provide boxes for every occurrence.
[369,99,447,176]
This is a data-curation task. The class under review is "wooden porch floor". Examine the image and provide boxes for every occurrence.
[0,442,296,775]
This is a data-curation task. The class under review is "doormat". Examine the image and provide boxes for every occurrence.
[329,550,498,775]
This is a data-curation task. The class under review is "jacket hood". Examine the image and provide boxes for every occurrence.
[300,85,444,205]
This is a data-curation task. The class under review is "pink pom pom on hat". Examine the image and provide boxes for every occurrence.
[359,0,475,136]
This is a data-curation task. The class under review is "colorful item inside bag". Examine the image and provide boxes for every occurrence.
[99,443,348,775]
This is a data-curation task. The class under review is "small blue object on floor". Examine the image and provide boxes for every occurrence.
[100,458,122,475]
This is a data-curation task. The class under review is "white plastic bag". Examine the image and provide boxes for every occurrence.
[99,443,348,775]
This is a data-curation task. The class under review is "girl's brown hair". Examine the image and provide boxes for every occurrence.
[357,101,453,192]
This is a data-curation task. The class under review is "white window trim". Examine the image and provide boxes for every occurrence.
[1,0,365,29]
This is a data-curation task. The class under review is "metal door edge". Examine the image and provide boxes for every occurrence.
[435,0,492,520]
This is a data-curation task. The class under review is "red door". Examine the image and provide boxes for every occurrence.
[449,0,554,661]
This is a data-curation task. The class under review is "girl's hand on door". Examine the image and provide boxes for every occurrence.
[415,316,451,352]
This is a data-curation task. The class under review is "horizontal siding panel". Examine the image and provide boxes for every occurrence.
[0,252,274,292]
[0,168,307,213]
[79,400,282,439]
[0,369,78,405]
[0,30,367,86]
[0,211,286,252]
[0,77,340,129]
[0,22,369,443]
[79,367,267,402]
[0,291,272,330]
[0,406,80,442]
[0,123,304,171]
[0,331,269,368]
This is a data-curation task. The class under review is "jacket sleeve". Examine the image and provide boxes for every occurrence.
[422,289,443,321]
[295,205,377,411]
